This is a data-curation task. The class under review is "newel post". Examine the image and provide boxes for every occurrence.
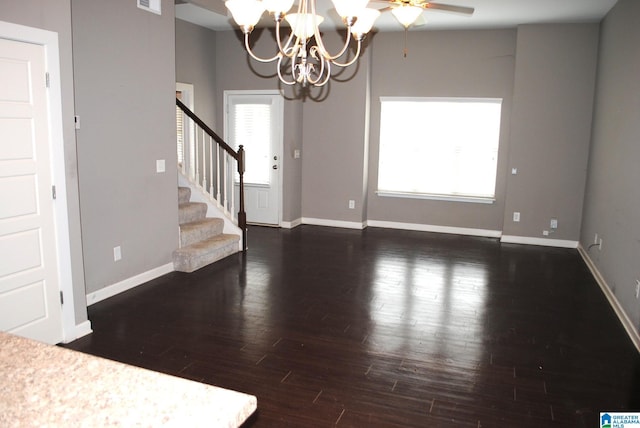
[237,145,247,252]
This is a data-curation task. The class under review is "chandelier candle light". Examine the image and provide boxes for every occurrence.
[225,0,380,87]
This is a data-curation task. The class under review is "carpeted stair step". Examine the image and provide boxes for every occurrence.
[178,186,191,204]
[173,185,240,273]
[179,217,224,247]
[178,202,207,225]
[173,234,240,273]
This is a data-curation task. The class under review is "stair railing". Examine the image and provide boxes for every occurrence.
[176,98,247,252]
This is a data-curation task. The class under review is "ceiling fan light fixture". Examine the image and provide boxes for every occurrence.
[391,5,423,28]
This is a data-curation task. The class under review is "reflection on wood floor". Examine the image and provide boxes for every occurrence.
[65,225,640,427]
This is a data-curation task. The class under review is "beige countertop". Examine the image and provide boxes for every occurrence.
[0,332,256,427]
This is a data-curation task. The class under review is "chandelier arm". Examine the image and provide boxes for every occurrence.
[314,59,331,87]
[276,54,297,85]
[308,0,354,62]
[327,39,362,68]
[313,25,355,62]
[320,65,331,86]
[244,32,281,63]
[306,46,328,86]
[284,45,306,85]
[291,49,301,84]
[275,20,299,59]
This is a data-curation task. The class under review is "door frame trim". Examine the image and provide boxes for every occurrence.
[0,20,78,342]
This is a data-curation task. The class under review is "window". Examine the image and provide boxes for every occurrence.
[377,97,502,203]
[231,101,272,185]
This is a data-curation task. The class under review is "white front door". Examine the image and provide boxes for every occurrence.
[0,37,63,344]
[225,91,283,226]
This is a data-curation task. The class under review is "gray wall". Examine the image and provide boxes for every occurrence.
[367,29,516,231]
[504,24,599,240]
[301,32,373,224]
[0,0,88,326]
[175,18,217,125]
[175,21,304,223]
[212,29,378,225]
[284,98,303,223]
[72,0,178,294]
[211,25,600,238]
[580,0,640,330]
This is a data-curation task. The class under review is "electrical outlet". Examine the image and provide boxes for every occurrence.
[513,212,520,222]
[594,233,599,245]
[156,159,165,173]
[635,280,640,299]
[550,218,558,229]
[542,230,549,236]
[598,238,603,251]
[113,246,122,262]
[348,200,355,209]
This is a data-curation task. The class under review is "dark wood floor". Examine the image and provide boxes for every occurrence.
[64,225,640,427]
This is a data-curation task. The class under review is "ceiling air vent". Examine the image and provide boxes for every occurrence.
[137,0,161,15]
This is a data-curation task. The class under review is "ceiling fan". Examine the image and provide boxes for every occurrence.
[369,1,473,56]
[371,0,474,28]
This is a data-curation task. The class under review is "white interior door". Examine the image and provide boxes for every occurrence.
[225,91,283,226]
[0,37,63,344]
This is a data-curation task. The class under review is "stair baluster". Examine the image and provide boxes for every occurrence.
[175,98,247,252]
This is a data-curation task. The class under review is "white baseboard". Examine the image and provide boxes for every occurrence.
[296,218,580,249]
[301,217,366,230]
[578,245,640,353]
[63,320,93,343]
[86,262,174,306]
[367,220,502,238]
[500,235,578,248]
[281,218,302,229]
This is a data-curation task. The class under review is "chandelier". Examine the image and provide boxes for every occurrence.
[225,0,380,87]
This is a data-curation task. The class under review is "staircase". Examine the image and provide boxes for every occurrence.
[172,186,240,273]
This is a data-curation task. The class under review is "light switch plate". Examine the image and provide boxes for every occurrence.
[113,246,122,262]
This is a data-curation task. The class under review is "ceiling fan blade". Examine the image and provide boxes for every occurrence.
[423,2,474,15]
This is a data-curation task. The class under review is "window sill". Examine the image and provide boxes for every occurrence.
[376,190,495,205]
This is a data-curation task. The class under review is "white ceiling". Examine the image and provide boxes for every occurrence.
[176,0,618,33]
